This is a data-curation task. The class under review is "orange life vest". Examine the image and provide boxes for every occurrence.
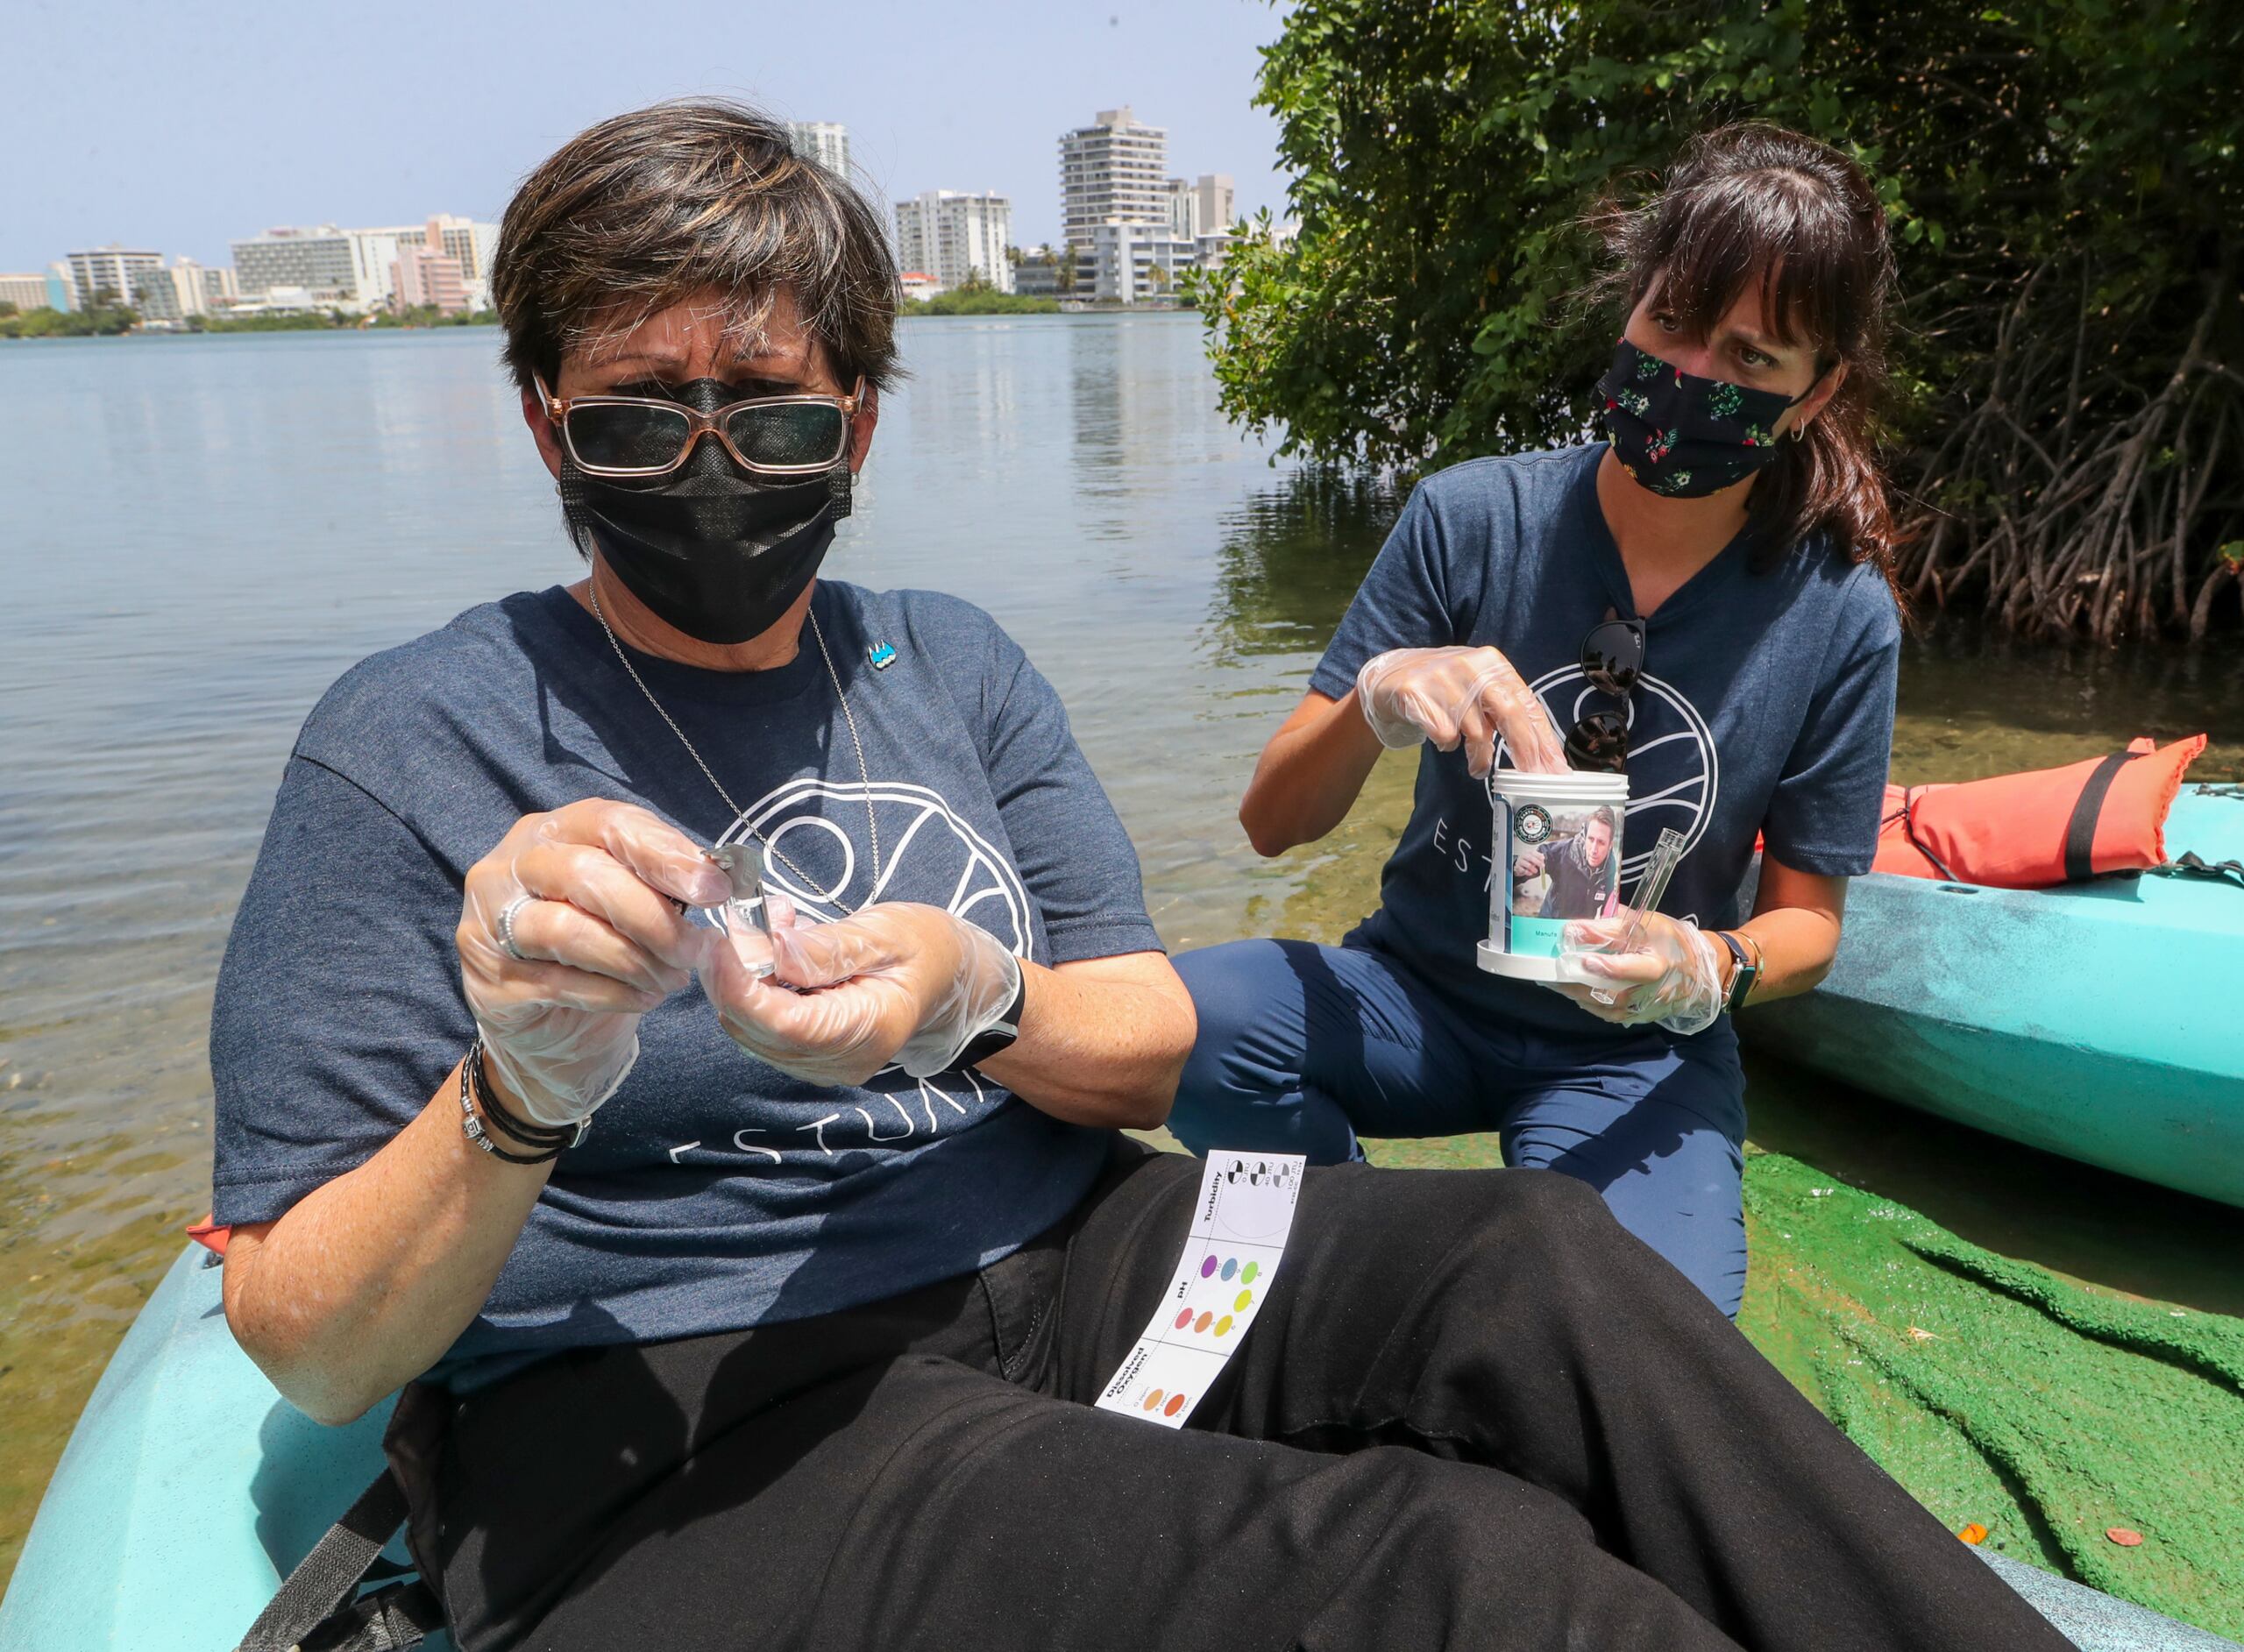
[1872,734,2207,887]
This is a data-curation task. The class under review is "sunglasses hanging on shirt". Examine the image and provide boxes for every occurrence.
[1565,616,1646,774]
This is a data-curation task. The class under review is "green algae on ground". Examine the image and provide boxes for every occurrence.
[1739,1150,2244,1639]
[1346,1134,2244,1640]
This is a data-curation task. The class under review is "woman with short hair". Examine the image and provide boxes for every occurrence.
[1172,124,1908,1321]
[212,103,2065,1652]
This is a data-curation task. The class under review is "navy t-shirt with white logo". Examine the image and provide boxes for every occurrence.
[1308,443,1901,1042]
[210,580,1159,1385]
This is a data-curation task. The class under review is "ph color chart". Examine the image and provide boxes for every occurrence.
[1095,1151,1306,1429]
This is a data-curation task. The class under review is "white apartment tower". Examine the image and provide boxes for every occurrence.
[787,122,851,177]
[893,191,1014,294]
[66,246,164,309]
[1059,107,1169,253]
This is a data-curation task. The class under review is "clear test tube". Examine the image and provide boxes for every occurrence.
[1587,826,1689,1005]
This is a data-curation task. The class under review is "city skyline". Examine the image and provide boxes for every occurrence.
[0,0,1290,274]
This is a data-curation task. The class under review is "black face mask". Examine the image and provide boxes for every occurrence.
[557,377,854,646]
[1595,337,1810,500]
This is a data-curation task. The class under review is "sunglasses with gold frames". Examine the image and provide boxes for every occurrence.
[536,374,865,479]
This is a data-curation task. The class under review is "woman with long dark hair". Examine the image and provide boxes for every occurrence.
[1171,124,1906,1318]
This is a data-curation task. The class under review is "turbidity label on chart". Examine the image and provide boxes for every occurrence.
[1095,1151,1305,1429]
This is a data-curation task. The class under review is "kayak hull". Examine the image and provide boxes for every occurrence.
[0,1246,416,1652]
[1742,784,2244,1207]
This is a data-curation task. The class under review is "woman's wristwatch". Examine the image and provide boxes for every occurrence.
[1714,931,1762,1014]
[956,968,1030,1069]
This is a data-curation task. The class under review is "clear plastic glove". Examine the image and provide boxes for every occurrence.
[1355,646,1571,776]
[701,900,1023,1087]
[459,800,728,1128]
[1549,910,1727,1036]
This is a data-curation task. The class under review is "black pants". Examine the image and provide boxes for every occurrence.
[389,1143,2069,1652]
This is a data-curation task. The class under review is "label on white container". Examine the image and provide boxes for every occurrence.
[1480,773,1629,981]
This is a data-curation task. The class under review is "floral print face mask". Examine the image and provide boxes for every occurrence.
[1595,337,1812,500]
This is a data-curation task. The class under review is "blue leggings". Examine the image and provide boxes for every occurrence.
[1169,939,1750,1317]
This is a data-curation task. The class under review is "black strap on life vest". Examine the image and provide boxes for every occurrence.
[234,1465,443,1652]
[2061,750,2140,883]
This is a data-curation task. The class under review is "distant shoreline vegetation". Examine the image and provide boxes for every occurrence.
[902,285,1060,317]
[0,301,500,339]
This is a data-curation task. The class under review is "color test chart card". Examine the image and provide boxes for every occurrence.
[1095,1151,1305,1429]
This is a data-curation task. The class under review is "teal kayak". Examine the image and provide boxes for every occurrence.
[0,1246,421,1651]
[3,1245,2237,1649]
[1741,783,2244,1208]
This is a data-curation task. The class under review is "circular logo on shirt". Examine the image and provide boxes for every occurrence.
[715,777,1033,957]
[1514,803,1553,844]
[1493,666,1720,894]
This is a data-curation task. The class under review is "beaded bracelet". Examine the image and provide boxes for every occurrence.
[459,1038,586,1164]
[470,1038,586,1147]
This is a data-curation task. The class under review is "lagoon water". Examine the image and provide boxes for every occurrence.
[4,316,2244,1586]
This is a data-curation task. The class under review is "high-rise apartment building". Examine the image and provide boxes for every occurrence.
[893,191,1014,294]
[1196,174,1235,236]
[131,265,185,323]
[232,227,360,301]
[232,217,497,307]
[348,227,425,304]
[1166,174,1238,244]
[430,216,501,282]
[394,244,470,313]
[787,122,851,177]
[157,259,237,318]
[46,262,76,311]
[1166,177,1198,243]
[1088,219,1193,305]
[0,273,50,312]
[200,264,240,308]
[1059,107,1169,253]
[66,246,164,308]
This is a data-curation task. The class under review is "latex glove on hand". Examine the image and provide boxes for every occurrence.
[701,901,1023,1088]
[1355,646,1571,776]
[459,800,728,1129]
[1550,910,1727,1036]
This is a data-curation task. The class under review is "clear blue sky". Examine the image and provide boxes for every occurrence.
[0,0,1296,272]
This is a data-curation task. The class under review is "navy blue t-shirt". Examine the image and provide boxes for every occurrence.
[1310,443,1900,1041]
[210,580,1160,1384]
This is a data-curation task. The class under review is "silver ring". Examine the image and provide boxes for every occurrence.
[497,894,535,962]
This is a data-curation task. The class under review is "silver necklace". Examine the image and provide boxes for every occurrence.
[588,583,884,908]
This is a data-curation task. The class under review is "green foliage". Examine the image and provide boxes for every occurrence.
[189,309,359,333]
[366,305,500,329]
[904,277,1061,316]
[186,307,497,333]
[1201,0,2244,638]
[0,300,138,339]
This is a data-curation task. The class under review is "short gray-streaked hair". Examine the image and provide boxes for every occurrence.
[493,99,900,394]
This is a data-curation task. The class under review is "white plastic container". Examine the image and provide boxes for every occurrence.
[1475,769,1630,982]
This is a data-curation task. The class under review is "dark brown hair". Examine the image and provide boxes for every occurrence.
[1589,124,1900,592]
[493,99,900,395]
